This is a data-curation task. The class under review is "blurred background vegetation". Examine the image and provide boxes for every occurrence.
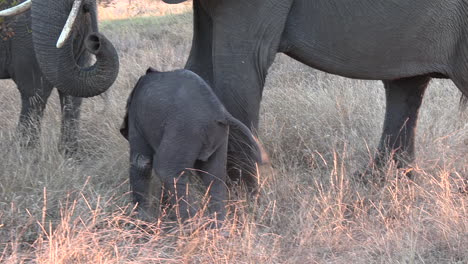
[97,0,192,20]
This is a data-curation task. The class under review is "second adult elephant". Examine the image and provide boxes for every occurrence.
[0,0,119,153]
[164,0,468,184]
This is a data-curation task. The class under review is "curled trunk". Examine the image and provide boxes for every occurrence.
[31,0,119,98]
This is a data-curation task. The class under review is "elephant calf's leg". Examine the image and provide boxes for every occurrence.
[197,139,229,228]
[375,76,430,173]
[130,152,159,221]
[154,138,202,223]
[59,92,82,156]
[157,166,199,223]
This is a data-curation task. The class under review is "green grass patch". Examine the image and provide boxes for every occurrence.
[100,12,192,32]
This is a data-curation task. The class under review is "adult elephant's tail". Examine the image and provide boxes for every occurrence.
[460,94,468,111]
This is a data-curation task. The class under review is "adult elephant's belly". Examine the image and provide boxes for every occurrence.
[280,0,453,80]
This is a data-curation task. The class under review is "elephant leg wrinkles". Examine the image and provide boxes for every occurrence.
[59,91,82,156]
[15,73,54,148]
[374,76,430,176]
[185,0,213,86]
[190,0,292,191]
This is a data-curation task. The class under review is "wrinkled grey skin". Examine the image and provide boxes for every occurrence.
[0,0,119,153]
[120,68,266,225]
[164,0,468,182]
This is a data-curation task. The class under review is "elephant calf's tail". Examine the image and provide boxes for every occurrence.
[225,115,269,166]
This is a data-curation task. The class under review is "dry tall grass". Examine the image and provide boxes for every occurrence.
[98,0,192,20]
[0,13,467,263]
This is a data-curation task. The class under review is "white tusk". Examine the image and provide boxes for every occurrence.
[56,0,83,49]
[0,0,32,17]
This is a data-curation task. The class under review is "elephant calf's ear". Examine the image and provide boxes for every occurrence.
[146,67,159,74]
[162,0,187,4]
[119,114,129,140]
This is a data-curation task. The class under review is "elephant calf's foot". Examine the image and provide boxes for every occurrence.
[134,206,158,222]
[204,214,226,230]
[202,227,230,239]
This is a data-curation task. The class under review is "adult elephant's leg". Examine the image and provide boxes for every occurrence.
[58,91,82,156]
[16,81,53,148]
[374,76,430,176]
[184,0,213,85]
[210,0,293,191]
[12,40,53,148]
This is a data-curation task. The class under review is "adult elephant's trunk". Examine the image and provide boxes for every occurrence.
[31,0,119,98]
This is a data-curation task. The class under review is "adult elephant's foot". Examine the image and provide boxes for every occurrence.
[16,123,41,150]
[354,158,415,186]
[354,164,385,186]
[18,135,40,150]
[58,136,80,159]
[227,159,261,196]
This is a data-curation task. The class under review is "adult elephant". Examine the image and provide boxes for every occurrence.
[0,0,119,154]
[163,0,468,186]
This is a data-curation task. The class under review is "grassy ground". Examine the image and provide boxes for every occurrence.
[0,13,467,263]
[98,0,191,20]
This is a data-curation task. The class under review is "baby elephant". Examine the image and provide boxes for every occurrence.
[120,68,267,226]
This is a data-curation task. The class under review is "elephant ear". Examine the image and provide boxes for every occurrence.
[146,67,160,74]
[120,76,145,140]
[119,113,129,140]
[162,0,187,4]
